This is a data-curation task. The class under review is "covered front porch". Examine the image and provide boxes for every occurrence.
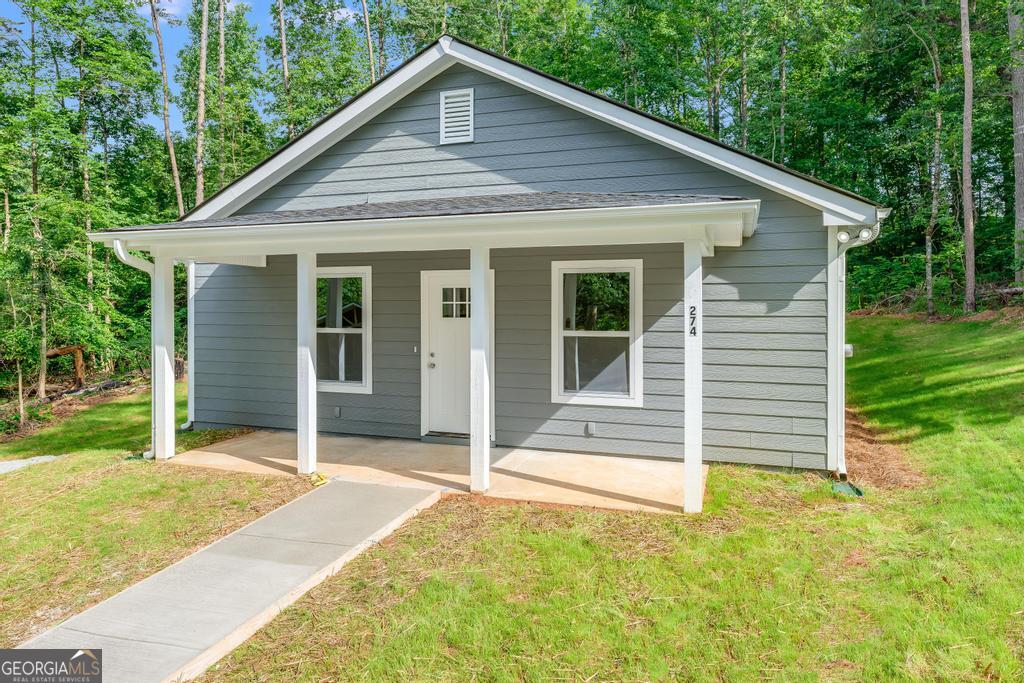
[93,192,761,514]
[170,430,709,513]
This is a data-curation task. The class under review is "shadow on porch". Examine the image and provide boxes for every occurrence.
[169,431,707,514]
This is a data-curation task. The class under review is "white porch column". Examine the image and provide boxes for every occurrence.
[151,256,176,460]
[469,246,492,492]
[296,252,317,474]
[683,241,704,513]
[182,259,195,429]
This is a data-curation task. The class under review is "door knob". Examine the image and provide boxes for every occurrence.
[428,362,436,369]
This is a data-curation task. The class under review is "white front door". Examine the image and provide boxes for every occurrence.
[423,271,471,434]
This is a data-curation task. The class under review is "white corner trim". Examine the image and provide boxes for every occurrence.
[826,225,842,473]
[550,259,644,408]
[314,265,373,395]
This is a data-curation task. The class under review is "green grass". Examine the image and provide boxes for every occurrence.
[200,316,1024,682]
[0,384,311,647]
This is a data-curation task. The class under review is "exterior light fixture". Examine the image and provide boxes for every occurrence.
[859,227,873,241]
[837,231,851,243]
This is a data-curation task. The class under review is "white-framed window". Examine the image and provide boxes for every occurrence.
[316,266,372,394]
[551,259,643,407]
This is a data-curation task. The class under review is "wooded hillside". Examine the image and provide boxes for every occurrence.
[0,0,1020,420]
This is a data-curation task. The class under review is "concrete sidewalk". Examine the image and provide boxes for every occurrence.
[21,480,439,682]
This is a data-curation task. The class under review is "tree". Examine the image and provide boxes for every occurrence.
[1010,2,1024,284]
[961,0,976,312]
[195,0,209,205]
[149,0,184,217]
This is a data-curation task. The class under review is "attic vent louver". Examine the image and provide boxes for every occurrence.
[440,88,474,144]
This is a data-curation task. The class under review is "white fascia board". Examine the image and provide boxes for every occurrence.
[90,201,760,258]
[184,44,452,221]
[442,41,878,226]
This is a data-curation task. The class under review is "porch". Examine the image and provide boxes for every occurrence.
[170,430,708,513]
[93,192,762,514]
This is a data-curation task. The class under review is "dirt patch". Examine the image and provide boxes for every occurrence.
[0,381,145,443]
[962,309,1001,322]
[844,409,926,489]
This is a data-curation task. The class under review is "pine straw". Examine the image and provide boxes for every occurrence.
[844,408,926,489]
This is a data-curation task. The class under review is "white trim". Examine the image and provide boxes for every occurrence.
[92,201,760,258]
[826,225,841,472]
[419,269,494,439]
[682,242,704,513]
[469,247,490,492]
[178,36,879,225]
[550,259,643,408]
[313,265,373,395]
[182,260,195,429]
[183,42,450,220]
[443,40,880,226]
[439,88,474,144]
[296,253,317,474]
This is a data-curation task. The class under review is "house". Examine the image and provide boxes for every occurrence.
[91,36,887,513]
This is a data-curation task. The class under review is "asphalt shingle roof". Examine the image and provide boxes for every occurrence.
[111,192,749,232]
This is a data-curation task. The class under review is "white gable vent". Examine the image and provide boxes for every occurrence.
[439,88,474,144]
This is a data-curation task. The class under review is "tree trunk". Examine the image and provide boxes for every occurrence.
[360,0,376,82]
[30,16,46,399]
[80,49,94,325]
[275,0,293,139]
[2,190,9,252]
[219,0,227,182]
[195,0,209,205]
[961,0,976,313]
[740,44,749,150]
[149,0,184,217]
[376,0,388,79]
[779,40,787,163]
[1010,6,1024,284]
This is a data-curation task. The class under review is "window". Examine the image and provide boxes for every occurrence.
[551,259,643,407]
[316,266,371,394]
[439,88,474,144]
[442,287,470,318]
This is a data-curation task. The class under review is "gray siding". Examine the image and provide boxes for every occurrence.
[194,63,829,470]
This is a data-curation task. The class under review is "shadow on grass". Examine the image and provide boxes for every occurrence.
[0,389,180,460]
[846,317,1024,443]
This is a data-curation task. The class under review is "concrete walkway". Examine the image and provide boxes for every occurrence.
[0,454,60,475]
[21,480,439,682]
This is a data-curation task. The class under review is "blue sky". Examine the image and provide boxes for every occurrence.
[0,0,360,133]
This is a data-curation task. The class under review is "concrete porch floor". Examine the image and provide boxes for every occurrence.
[170,431,708,514]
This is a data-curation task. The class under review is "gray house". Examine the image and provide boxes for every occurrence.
[93,36,886,513]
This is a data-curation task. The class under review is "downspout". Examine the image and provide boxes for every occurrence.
[180,260,195,431]
[833,211,888,479]
[112,239,157,459]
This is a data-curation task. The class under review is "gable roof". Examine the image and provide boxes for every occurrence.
[184,36,883,227]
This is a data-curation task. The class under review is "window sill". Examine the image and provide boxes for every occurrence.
[317,381,372,395]
[551,392,643,408]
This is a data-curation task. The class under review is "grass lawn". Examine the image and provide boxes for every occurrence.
[199,316,1024,682]
[0,383,312,647]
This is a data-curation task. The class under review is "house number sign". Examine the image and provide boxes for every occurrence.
[689,305,698,336]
